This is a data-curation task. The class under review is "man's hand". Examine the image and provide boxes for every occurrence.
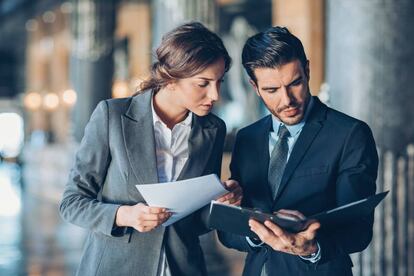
[115,203,172,232]
[216,179,243,206]
[248,209,320,256]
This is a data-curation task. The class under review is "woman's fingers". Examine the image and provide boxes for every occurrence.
[139,212,171,221]
[223,179,238,189]
[216,180,243,204]
[131,203,172,232]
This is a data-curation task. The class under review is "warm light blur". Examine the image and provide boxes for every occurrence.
[62,89,77,107]
[23,92,42,111]
[43,93,60,111]
[112,80,130,98]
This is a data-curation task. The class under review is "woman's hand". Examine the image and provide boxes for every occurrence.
[216,179,243,206]
[115,203,172,232]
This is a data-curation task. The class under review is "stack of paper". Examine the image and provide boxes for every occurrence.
[136,174,228,226]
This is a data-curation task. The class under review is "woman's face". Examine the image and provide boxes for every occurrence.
[171,58,226,116]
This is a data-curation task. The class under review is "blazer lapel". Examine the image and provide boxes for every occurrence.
[255,116,274,212]
[122,91,159,185]
[177,115,217,180]
[273,97,327,204]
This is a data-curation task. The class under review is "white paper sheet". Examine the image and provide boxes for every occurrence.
[136,174,228,226]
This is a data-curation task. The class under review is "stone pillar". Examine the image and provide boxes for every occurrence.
[326,2,414,276]
[70,0,115,141]
[152,0,218,47]
[326,0,414,152]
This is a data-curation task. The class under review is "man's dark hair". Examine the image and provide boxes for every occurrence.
[242,26,308,83]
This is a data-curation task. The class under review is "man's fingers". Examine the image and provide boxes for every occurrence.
[308,221,321,231]
[277,209,306,220]
[249,219,269,239]
[264,220,284,236]
[302,221,320,240]
[249,219,283,248]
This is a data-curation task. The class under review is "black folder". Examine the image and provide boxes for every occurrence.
[208,191,389,238]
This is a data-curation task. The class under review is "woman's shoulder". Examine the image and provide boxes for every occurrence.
[102,97,134,115]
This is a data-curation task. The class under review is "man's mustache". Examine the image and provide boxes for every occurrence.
[277,103,300,113]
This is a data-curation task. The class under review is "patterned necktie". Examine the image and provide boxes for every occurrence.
[268,125,290,200]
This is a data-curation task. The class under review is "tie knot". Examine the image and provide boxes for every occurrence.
[278,125,290,139]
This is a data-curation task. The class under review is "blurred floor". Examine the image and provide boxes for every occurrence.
[0,147,245,276]
[0,161,85,276]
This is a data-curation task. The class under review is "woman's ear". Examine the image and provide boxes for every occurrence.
[165,80,177,92]
[165,81,177,92]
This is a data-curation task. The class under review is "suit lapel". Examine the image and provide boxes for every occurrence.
[177,114,217,180]
[122,91,159,185]
[252,115,274,212]
[273,97,327,204]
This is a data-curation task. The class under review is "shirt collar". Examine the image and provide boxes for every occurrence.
[271,96,314,136]
[151,96,192,128]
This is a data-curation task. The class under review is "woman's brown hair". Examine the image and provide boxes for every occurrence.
[136,22,231,94]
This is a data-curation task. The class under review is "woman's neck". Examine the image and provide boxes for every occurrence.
[153,88,188,129]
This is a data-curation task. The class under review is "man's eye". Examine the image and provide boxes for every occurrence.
[198,82,209,87]
[291,79,302,86]
[264,89,277,93]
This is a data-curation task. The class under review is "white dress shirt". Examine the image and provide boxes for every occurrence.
[151,99,193,276]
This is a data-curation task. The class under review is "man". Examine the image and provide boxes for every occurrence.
[219,27,378,276]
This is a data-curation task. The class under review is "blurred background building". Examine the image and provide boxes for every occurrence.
[0,0,413,275]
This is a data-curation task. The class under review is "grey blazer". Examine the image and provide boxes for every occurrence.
[59,91,226,276]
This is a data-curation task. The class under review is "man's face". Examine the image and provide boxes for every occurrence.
[250,59,311,125]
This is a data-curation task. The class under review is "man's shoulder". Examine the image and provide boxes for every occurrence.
[310,96,367,129]
[324,106,370,131]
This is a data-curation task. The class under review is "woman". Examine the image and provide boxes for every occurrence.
[59,22,242,276]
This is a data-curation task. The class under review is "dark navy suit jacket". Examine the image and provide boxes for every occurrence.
[219,96,378,276]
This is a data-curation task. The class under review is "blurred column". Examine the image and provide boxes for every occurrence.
[152,0,218,47]
[115,0,151,94]
[326,2,414,276]
[70,0,116,141]
[272,0,325,95]
[326,0,414,152]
